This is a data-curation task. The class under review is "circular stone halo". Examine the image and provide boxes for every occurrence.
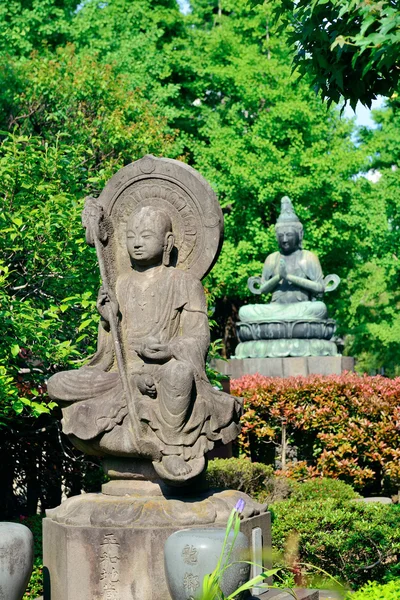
[97,155,223,280]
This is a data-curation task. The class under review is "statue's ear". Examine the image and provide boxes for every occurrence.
[163,232,175,266]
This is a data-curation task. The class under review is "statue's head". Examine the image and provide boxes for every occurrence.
[275,196,303,254]
[126,206,174,268]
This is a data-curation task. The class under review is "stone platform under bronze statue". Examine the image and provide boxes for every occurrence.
[214,356,355,379]
[43,460,271,600]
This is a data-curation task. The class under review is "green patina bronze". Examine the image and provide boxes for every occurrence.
[236,197,340,358]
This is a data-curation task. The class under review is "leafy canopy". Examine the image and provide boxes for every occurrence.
[276,0,400,108]
[0,45,178,425]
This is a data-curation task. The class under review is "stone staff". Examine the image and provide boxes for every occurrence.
[81,196,140,440]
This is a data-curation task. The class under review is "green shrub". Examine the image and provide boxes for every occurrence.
[290,478,360,504]
[345,579,400,599]
[271,499,400,590]
[206,458,282,502]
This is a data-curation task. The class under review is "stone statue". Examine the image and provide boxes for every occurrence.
[235,197,340,358]
[43,157,269,600]
[47,156,242,485]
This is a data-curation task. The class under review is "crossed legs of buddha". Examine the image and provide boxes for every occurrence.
[137,358,197,477]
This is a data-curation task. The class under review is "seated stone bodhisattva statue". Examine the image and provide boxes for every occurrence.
[47,157,242,485]
[236,196,340,358]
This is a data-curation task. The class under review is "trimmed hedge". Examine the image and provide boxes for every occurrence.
[231,373,400,493]
[206,458,292,503]
[271,499,400,589]
[290,478,360,503]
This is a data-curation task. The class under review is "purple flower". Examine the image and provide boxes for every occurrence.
[235,498,246,514]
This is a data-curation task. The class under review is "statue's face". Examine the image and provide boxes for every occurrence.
[126,215,166,266]
[276,227,300,254]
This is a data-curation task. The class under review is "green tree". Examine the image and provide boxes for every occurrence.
[276,0,400,108]
[0,46,178,425]
[69,0,184,109]
[344,96,400,373]
[0,0,79,56]
[162,0,369,353]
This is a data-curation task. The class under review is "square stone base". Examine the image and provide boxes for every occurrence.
[43,511,271,600]
[214,356,354,379]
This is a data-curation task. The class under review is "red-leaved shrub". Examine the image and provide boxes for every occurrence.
[231,372,400,492]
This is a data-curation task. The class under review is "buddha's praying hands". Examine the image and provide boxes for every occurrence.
[236,197,340,359]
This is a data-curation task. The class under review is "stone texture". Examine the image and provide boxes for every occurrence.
[352,496,392,505]
[46,155,242,486]
[317,591,344,600]
[214,357,355,379]
[237,319,336,341]
[235,339,338,359]
[0,523,33,600]
[43,489,271,600]
[341,356,355,372]
[282,357,309,378]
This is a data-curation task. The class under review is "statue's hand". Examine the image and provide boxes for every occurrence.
[248,276,263,295]
[137,375,157,398]
[138,342,173,362]
[279,258,287,280]
[324,274,340,293]
[97,286,119,321]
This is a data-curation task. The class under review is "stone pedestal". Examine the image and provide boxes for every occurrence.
[43,481,271,600]
[214,356,355,379]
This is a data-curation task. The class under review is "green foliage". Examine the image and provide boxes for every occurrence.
[165,0,400,370]
[0,46,178,426]
[271,499,400,589]
[345,579,400,600]
[70,0,184,106]
[206,458,287,503]
[343,97,400,373]
[0,0,78,56]
[168,0,366,305]
[290,478,360,503]
[206,339,229,389]
[276,1,400,108]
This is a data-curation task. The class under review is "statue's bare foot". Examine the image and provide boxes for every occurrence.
[162,455,192,477]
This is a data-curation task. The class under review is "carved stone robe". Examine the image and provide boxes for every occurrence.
[48,266,242,461]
